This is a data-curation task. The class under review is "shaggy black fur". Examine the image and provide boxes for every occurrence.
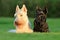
[33,6,49,32]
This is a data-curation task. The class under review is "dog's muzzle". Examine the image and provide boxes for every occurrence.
[15,21,21,26]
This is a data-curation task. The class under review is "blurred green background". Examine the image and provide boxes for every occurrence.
[0,0,60,18]
[0,0,60,40]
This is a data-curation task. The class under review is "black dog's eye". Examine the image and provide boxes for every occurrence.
[41,24,43,26]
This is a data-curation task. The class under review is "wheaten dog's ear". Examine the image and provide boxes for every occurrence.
[21,4,27,12]
[16,5,20,12]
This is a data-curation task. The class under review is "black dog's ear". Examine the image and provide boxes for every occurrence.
[43,7,48,14]
[36,6,42,13]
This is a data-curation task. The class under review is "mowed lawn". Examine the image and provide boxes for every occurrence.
[0,17,60,40]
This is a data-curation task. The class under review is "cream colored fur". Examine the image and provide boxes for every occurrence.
[14,4,33,33]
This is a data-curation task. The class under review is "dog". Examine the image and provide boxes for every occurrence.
[14,4,33,33]
[33,6,49,32]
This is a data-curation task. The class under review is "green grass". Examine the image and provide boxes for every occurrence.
[0,17,60,40]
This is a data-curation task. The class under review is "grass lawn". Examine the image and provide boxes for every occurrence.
[0,17,60,40]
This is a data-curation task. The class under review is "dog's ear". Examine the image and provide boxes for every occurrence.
[36,6,42,13]
[16,5,20,12]
[21,4,27,12]
[43,7,48,14]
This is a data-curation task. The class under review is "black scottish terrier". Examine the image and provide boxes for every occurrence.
[33,6,49,32]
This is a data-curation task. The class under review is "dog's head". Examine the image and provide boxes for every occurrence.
[36,6,48,22]
[14,4,28,25]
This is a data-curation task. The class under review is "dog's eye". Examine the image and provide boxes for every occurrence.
[20,15,23,16]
